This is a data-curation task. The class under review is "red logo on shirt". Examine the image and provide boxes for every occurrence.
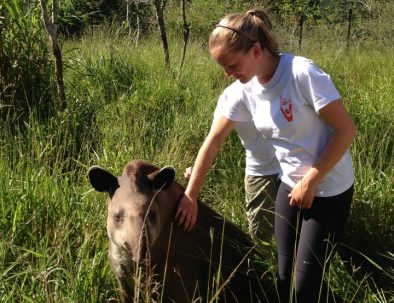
[280,96,293,122]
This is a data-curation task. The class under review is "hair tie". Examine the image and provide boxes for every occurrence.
[215,24,257,43]
[246,10,273,31]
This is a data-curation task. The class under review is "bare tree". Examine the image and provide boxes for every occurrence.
[346,0,372,51]
[298,12,305,50]
[346,6,352,50]
[153,0,170,70]
[39,0,66,110]
[126,0,130,22]
[0,16,8,94]
[178,0,190,78]
[134,0,141,44]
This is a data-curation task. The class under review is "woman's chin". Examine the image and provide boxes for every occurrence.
[237,76,251,83]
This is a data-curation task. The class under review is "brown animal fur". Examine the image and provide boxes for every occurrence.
[88,160,273,303]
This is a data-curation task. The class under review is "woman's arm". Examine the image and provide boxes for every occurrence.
[176,116,236,231]
[289,99,357,209]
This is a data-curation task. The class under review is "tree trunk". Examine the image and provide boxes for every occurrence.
[298,13,305,51]
[178,0,190,78]
[135,0,141,44]
[347,7,353,50]
[153,0,170,70]
[39,0,66,110]
[126,0,130,23]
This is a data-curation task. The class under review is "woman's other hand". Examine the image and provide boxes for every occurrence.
[289,174,317,209]
[184,166,193,181]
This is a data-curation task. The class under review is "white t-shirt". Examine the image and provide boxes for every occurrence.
[222,53,354,197]
[214,83,280,176]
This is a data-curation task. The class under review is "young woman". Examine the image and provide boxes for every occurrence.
[184,91,281,242]
[176,8,356,303]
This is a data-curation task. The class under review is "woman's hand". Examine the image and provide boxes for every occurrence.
[176,193,198,231]
[176,167,197,231]
[184,166,193,181]
[289,174,317,209]
[176,116,235,232]
[289,100,356,210]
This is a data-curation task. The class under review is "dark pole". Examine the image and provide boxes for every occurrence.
[347,7,353,50]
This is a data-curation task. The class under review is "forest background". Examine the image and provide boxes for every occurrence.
[0,0,393,302]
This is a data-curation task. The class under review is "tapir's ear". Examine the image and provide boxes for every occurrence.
[88,166,119,197]
[148,166,175,191]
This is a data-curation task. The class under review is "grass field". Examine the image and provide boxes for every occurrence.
[1,1,393,302]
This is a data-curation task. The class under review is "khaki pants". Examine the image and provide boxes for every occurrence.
[244,174,280,242]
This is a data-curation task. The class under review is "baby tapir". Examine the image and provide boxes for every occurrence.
[88,160,273,303]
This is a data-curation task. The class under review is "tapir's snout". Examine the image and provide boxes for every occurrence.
[126,229,148,264]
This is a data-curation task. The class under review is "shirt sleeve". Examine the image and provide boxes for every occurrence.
[220,82,253,122]
[213,94,225,121]
[295,59,341,113]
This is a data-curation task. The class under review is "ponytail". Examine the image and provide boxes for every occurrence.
[209,8,279,56]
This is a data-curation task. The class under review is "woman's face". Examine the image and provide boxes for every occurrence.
[210,44,257,83]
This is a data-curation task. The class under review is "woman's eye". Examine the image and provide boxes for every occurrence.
[228,62,237,69]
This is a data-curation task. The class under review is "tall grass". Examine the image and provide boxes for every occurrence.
[1,0,393,302]
[0,0,53,120]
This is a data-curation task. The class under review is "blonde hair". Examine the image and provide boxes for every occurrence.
[209,8,279,55]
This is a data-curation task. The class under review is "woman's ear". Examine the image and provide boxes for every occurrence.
[251,42,262,58]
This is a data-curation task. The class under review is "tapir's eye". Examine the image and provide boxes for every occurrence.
[148,210,157,223]
[114,213,123,223]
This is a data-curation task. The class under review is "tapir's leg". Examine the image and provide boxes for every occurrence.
[117,274,134,303]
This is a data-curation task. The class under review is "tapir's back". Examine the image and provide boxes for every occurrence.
[154,181,269,302]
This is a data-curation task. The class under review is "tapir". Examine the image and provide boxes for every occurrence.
[88,160,274,302]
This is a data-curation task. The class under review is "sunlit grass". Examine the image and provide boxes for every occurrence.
[1,1,393,301]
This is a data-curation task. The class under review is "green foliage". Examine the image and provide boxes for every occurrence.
[0,0,53,120]
[0,0,393,302]
[165,0,258,39]
[58,0,122,36]
[57,0,92,36]
[278,0,321,18]
[57,0,154,37]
